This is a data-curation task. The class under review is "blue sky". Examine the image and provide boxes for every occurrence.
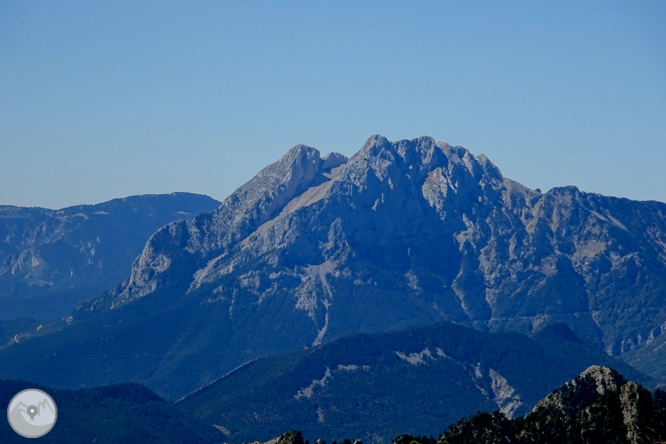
[1,1,665,209]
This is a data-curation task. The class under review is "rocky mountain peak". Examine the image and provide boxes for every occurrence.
[270,144,322,177]
[107,135,666,351]
[533,366,627,414]
[321,152,348,170]
[233,143,324,213]
[354,135,465,171]
[579,365,626,394]
[12,135,665,400]
[474,153,503,182]
[342,135,504,201]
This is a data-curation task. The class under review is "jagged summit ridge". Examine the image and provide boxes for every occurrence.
[108,135,666,357]
[5,135,666,399]
[110,136,509,312]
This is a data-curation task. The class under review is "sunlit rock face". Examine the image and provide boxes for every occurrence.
[112,135,666,354]
[2,135,666,398]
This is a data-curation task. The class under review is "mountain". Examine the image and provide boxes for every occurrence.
[438,366,666,444]
[0,193,220,320]
[175,323,650,444]
[0,380,223,443]
[1,135,665,397]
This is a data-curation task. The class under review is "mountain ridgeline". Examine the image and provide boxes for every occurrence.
[0,193,220,320]
[176,322,649,444]
[1,136,665,398]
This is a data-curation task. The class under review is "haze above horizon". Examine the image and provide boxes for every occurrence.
[1,1,665,209]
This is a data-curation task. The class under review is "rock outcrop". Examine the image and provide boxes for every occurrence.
[439,366,666,444]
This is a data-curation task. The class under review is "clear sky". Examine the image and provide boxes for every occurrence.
[1,0,665,209]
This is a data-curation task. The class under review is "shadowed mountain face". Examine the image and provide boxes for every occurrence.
[175,323,650,444]
[0,193,220,320]
[0,136,665,398]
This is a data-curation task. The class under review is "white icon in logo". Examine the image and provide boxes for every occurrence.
[7,389,58,438]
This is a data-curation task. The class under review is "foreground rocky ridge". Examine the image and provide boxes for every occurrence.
[1,136,665,397]
[257,367,665,444]
[439,365,666,444]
